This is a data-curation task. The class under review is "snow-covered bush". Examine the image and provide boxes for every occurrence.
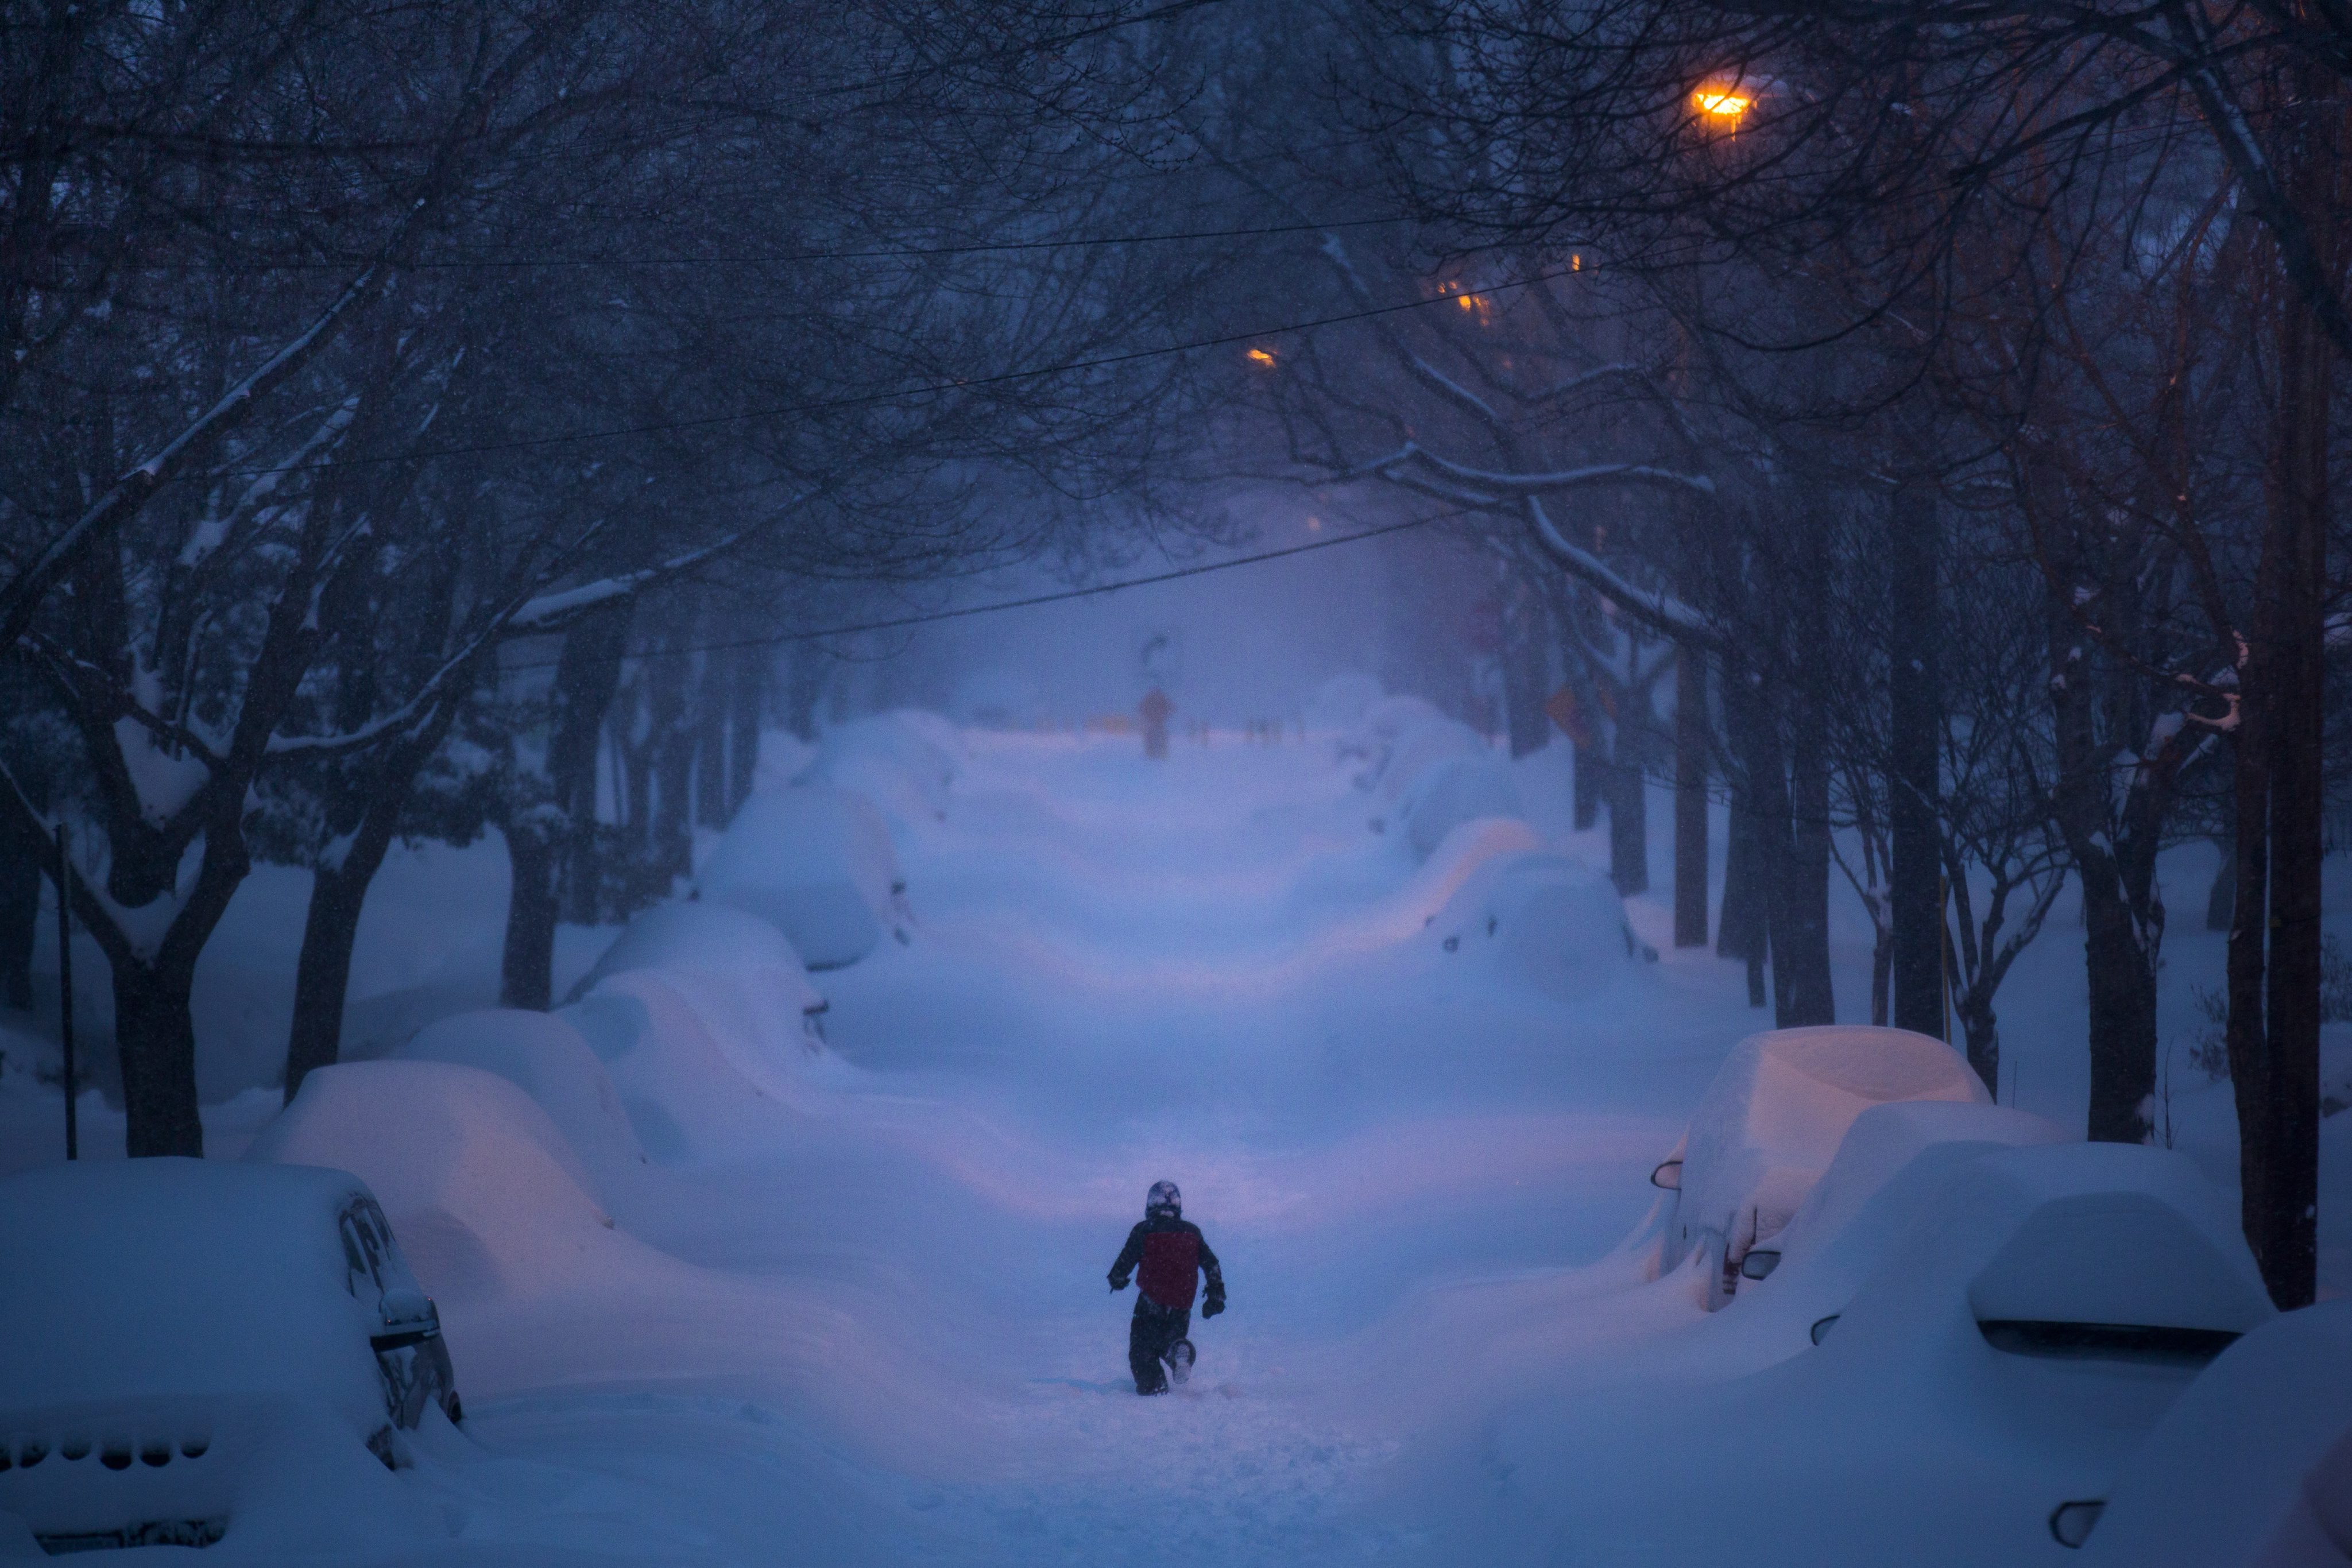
[249,1060,619,1300]
[393,1008,648,1191]
[695,784,907,968]
[1396,753,1523,860]
[1658,1025,1991,1302]
[1422,850,1639,995]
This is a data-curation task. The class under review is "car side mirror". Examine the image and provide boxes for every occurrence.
[380,1288,435,1331]
[1650,1160,1682,1191]
[1739,1248,1781,1281]
[2048,1500,2105,1548]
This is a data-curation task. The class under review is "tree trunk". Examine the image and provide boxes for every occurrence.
[1774,715,1836,1027]
[554,603,630,927]
[728,646,764,815]
[113,958,204,1157]
[1607,738,1649,897]
[695,653,728,828]
[1889,474,1944,1038]
[2224,86,2333,1307]
[501,825,558,1012]
[1673,649,1709,947]
[281,708,466,1102]
[783,644,827,742]
[2080,867,2157,1141]
[1870,917,1893,1028]
[0,818,36,1012]
[2206,837,2236,933]
[1955,985,2001,1097]
[1718,688,1769,1010]
[1503,614,1552,759]
[284,855,373,1103]
[1572,738,1600,831]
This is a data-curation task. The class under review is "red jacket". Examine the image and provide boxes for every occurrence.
[1109,1215,1224,1312]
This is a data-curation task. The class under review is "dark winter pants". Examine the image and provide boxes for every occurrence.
[1128,1297,1191,1394]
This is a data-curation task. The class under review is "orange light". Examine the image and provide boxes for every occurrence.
[1572,253,1583,272]
[1695,88,1750,118]
[1245,347,1277,367]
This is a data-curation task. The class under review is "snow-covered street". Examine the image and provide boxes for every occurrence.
[385,732,1740,1567]
[5,723,2344,1565]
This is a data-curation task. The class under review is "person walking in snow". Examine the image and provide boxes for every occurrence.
[1108,1180,1225,1395]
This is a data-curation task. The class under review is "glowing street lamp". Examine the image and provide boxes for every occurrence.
[1694,86,1751,121]
[1245,346,1278,367]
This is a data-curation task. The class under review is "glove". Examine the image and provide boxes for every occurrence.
[1202,1296,1225,1319]
[1108,1274,1128,1292]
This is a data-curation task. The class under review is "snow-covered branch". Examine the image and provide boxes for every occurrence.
[1525,496,1723,652]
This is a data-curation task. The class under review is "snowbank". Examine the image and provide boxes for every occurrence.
[1422,849,1641,996]
[2080,1300,2352,1565]
[696,784,907,968]
[1396,753,1523,860]
[1662,1025,1993,1294]
[393,1007,648,1192]
[247,1060,620,1301]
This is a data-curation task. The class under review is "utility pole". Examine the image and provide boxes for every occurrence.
[54,822,76,1161]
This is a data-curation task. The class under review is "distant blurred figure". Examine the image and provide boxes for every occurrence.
[1140,687,1173,760]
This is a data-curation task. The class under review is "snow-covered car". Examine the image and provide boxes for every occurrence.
[568,900,829,1046]
[2073,1299,2351,1561]
[0,1159,461,1554]
[1589,1141,2277,1562]
[1650,1025,1991,1306]
[697,784,909,969]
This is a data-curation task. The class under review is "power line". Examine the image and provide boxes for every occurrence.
[126,214,1414,274]
[225,264,1577,479]
[496,506,1468,675]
